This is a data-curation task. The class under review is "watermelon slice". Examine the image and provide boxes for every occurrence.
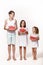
[30,36,37,40]
[9,26,16,31]
[20,28,26,32]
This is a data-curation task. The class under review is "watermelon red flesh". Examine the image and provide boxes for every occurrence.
[30,36,37,39]
[20,29,26,32]
[9,26,16,30]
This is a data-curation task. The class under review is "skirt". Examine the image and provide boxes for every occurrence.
[18,35,28,47]
[31,41,39,48]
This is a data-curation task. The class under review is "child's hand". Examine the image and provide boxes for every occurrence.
[22,31,28,35]
[19,31,28,35]
[36,37,39,40]
[18,31,21,35]
[14,26,17,31]
[30,38,38,41]
[18,31,23,35]
[4,26,9,31]
[18,31,25,35]
[25,31,28,35]
[8,26,17,31]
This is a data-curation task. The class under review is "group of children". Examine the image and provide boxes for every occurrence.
[4,10,39,61]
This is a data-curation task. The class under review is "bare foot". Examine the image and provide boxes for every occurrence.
[24,57,27,60]
[13,57,16,61]
[7,57,11,61]
[20,58,22,60]
[13,58,16,61]
[33,57,37,60]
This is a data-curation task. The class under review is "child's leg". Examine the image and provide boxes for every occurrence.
[32,48,37,60]
[34,48,37,60]
[12,44,16,60]
[32,48,34,59]
[19,46,22,60]
[24,47,27,60]
[7,45,11,61]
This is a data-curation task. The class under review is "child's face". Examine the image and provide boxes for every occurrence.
[21,21,25,27]
[9,13,15,19]
[32,27,36,33]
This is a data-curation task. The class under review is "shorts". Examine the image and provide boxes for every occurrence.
[7,31,16,45]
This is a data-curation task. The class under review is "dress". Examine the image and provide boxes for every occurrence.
[18,27,28,47]
[30,33,39,48]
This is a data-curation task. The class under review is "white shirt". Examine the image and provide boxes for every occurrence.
[6,19,16,29]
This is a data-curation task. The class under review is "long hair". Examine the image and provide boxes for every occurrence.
[20,20,26,28]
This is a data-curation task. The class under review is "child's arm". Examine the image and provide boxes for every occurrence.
[30,36,39,41]
[18,31,21,35]
[21,28,28,35]
[30,38,37,41]
[19,31,27,35]
[18,28,28,35]
[4,20,8,30]
[18,30,25,35]
[26,35,28,45]
[18,31,28,35]
[36,37,39,40]
[18,31,25,35]
[15,19,18,30]
[25,31,28,34]
[25,28,28,35]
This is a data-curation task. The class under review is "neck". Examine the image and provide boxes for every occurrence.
[33,32,36,34]
[22,27,24,28]
[9,18,13,21]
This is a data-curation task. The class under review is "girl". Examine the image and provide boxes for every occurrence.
[30,26,39,60]
[18,20,28,60]
[4,10,17,61]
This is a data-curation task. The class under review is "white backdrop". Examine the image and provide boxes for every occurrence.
[0,0,43,65]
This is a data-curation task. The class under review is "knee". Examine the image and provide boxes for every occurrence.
[8,44,11,47]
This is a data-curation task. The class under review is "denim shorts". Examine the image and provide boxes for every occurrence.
[7,31,16,45]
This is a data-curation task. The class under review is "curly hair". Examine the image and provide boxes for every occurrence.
[33,26,39,34]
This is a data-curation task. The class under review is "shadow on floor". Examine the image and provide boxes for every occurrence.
[38,52,43,58]
[27,52,43,58]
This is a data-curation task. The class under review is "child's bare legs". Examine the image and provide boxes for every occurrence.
[7,45,11,61]
[12,44,16,60]
[24,47,27,60]
[32,48,37,60]
[19,46,22,60]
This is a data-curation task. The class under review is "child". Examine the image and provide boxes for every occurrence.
[18,20,28,60]
[4,10,17,61]
[30,26,39,60]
